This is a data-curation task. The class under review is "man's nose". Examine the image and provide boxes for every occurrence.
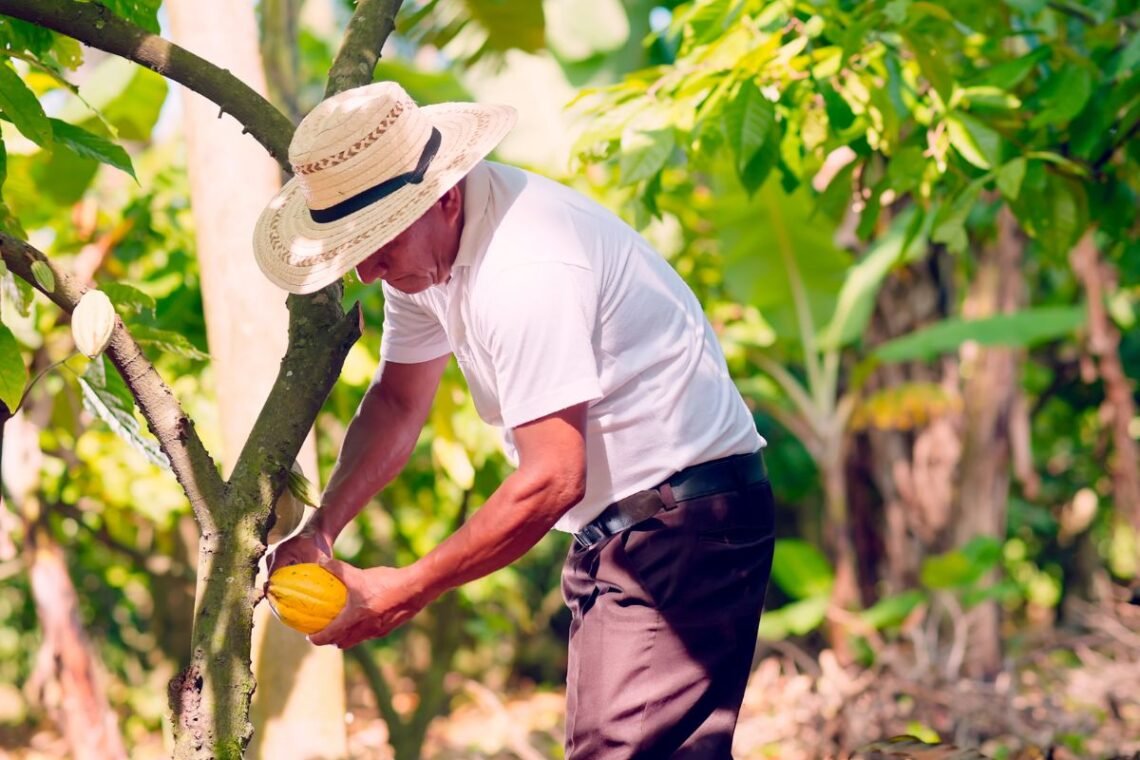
[356,257,386,283]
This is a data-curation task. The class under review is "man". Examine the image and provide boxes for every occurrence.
[255,81,775,759]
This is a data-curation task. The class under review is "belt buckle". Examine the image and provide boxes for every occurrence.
[574,523,605,548]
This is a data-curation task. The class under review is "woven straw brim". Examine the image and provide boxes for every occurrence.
[254,102,517,294]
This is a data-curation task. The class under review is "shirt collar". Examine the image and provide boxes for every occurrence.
[451,161,493,271]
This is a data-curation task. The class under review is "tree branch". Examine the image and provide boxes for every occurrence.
[0,0,295,170]
[0,233,225,534]
[325,0,405,98]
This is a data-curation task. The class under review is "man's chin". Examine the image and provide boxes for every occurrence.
[387,276,432,294]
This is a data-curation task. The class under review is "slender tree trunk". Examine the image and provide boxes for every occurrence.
[165,1,347,757]
[1070,233,1140,537]
[954,206,1024,678]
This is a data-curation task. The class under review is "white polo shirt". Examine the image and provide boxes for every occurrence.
[379,161,763,532]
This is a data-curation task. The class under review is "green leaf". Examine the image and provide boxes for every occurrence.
[931,177,985,253]
[49,118,135,179]
[287,466,319,507]
[955,85,1021,111]
[874,306,1086,362]
[818,209,928,350]
[946,112,1003,169]
[130,325,209,361]
[101,282,156,316]
[724,80,775,172]
[1030,66,1093,128]
[0,62,52,148]
[969,46,1048,90]
[771,538,835,599]
[618,128,674,185]
[0,321,27,412]
[859,590,925,629]
[1012,171,1088,257]
[739,126,780,195]
[921,537,1002,589]
[90,0,161,34]
[77,355,168,468]
[30,260,54,293]
[54,57,168,141]
[909,38,954,102]
[757,596,830,640]
[997,157,1027,201]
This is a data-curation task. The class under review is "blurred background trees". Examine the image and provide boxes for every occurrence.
[0,0,1136,758]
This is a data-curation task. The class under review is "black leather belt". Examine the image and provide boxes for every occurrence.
[573,450,768,548]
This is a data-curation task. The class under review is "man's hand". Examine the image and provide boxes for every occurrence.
[307,557,427,649]
[266,520,333,575]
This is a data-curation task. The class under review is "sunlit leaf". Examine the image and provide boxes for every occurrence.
[0,321,26,411]
[771,538,835,599]
[77,355,168,469]
[130,325,209,361]
[619,128,674,184]
[49,118,135,179]
[945,112,1002,169]
[859,590,925,630]
[30,260,54,293]
[0,62,52,148]
[996,157,1026,201]
[874,306,1085,362]
[757,595,829,640]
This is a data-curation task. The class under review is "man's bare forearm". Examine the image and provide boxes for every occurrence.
[405,466,583,603]
[313,357,447,544]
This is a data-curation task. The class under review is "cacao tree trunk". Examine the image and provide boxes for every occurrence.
[953,206,1025,678]
[166,0,348,757]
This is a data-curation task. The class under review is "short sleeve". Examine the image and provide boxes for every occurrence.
[479,262,603,428]
[378,282,451,363]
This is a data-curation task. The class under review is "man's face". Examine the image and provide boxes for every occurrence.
[355,186,464,294]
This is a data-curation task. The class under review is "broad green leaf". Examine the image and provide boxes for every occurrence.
[1030,66,1093,128]
[945,112,1003,169]
[818,209,929,350]
[55,58,168,141]
[909,38,954,102]
[931,178,984,253]
[969,46,1048,90]
[996,157,1027,201]
[955,85,1021,111]
[0,133,6,188]
[0,321,26,411]
[921,537,1002,589]
[757,595,829,640]
[30,260,54,293]
[0,62,52,148]
[771,538,835,599]
[89,0,161,34]
[619,128,674,184]
[859,590,925,629]
[719,179,848,340]
[739,124,780,195]
[724,80,775,172]
[0,18,55,57]
[1012,171,1088,257]
[874,306,1086,362]
[373,60,472,105]
[883,0,910,24]
[101,282,156,316]
[49,118,135,179]
[77,355,168,468]
[130,325,209,361]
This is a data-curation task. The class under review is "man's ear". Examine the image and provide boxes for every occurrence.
[439,183,464,226]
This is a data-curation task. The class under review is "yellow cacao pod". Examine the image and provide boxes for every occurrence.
[72,289,116,359]
[266,563,346,635]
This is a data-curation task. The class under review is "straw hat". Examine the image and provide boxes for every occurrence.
[253,81,517,294]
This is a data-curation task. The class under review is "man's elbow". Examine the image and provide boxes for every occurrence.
[529,463,586,519]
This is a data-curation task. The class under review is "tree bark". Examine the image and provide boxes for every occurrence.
[954,205,1025,678]
[1069,233,1140,536]
[166,0,347,755]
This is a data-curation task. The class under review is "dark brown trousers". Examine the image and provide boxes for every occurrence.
[561,479,776,759]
